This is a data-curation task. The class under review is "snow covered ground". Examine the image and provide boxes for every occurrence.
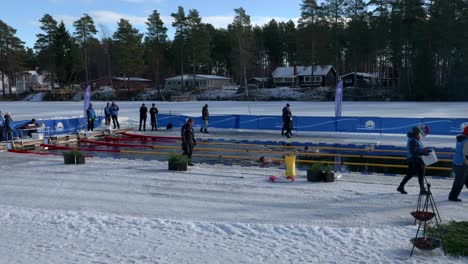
[1,101,467,263]
[0,152,467,263]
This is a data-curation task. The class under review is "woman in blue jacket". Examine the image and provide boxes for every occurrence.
[397,126,429,195]
[87,103,96,131]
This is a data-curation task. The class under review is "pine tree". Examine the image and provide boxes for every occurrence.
[34,14,58,88]
[54,21,75,87]
[113,19,144,87]
[171,6,188,88]
[0,20,25,95]
[73,14,97,84]
[229,7,255,96]
[298,0,320,87]
[146,9,168,92]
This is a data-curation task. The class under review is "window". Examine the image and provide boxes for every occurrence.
[304,76,311,82]
[314,76,322,82]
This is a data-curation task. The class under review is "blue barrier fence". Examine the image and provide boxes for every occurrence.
[3,116,104,140]
[155,114,468,136]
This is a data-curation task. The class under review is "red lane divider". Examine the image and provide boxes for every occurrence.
[122,131,181,140]
[80,139,154,149]
[105,136,179,143]
[40,143,121,153]
[8,149,62,156]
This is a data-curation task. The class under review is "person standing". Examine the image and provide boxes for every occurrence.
[397,126,429,195]
[110,101,120,129]
[448,127,468,202]
[139,103,148,131]
[149,103,159,131]
[201,104,209,133]
[282,103,292,138]
[87,103,96,131]
[4,112,14,141]
[0,111,4,141]
[104,102,111,126]
[181,118,196,166]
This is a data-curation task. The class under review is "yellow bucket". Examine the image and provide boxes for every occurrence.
[285,155,296,178]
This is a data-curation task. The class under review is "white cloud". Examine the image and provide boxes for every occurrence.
[90,11,149,26]
[120,0,163,3]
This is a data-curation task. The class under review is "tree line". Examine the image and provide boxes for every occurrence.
[0,0,467,100]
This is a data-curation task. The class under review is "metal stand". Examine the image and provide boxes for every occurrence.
[410,177,446,256]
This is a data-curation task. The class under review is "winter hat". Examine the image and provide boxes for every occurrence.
[411,126,422,135]
[463,126,468,136]
[205,104,208,107]
[286,103,290,107]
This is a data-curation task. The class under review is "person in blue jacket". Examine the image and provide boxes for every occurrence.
[448,127,468,202]
[87,103,96,131]
[397,126,430,195]
[4,112,14,141]
[110,101,120,129]
[104,102,111,126]
[0,111,4,141]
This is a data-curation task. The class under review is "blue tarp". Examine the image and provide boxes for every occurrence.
[156,114,468,136]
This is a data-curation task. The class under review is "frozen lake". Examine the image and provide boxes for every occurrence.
[0,101,467,121]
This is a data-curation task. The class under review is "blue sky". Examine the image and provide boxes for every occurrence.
[2,0,308,48]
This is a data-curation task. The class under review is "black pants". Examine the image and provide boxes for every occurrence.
[6,129,13,141]
[88,118,95,131]
[282,121,292,135]
[105,115,111,126]
[139,117,146,131]
[112,115,120,129]
[151,117,157,131]
[182,142,194,160]
[0,126,4,141]
[399,158,425,191]
[449,165,467,200]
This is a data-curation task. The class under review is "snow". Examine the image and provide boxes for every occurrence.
[1,101,468,263]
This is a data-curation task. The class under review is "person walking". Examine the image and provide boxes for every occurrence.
[0,111,4,141]
[104,102,111,126]
[87,103,96,131]
[4,112,14,141]
[149,103,159,131]
[181,118,196,166]
[397,126,429,195]
[201,104,209,133]
[110,101,120,129]
[448,127,468,202]
[139,103,148,131]
[282,103,293,138]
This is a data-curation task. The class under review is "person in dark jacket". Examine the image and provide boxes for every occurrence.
[104,102,111,126]
[4,112,14,141]
[281,103,292,138]
[201,104,209,133]
[87,103,96,131]
[448,127,468,202]
[139,103,148,131]
[397,126,430,195]
[181,118,196,166]
[149,103,159,131]
[110,101,120,129]
[0,111,4,141]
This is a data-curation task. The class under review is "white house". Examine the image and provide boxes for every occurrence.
[272,65,337,87]
[165,74,231,90]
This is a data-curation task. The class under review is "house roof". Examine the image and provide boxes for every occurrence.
[113,77,152,82]
[165,74,231,81]
[341,72,377,78]
[272,65,334,78]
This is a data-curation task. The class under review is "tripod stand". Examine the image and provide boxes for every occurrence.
[410,176,446,256]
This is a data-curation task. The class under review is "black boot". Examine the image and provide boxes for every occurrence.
[200,128,203,133]
[204,128,209,133]
[397,185,407,194]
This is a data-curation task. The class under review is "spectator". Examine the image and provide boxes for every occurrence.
[4,112,14,141]
[104,102,111,126]
[181,118,196,166]
[448,126,468,202]
[282,103,293,138]
[139,103,148,131]
[87,103,96,131]
[110,101,120,129]
[201,104,209,133]
[149,103,159,131]
[0,111,4,141]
